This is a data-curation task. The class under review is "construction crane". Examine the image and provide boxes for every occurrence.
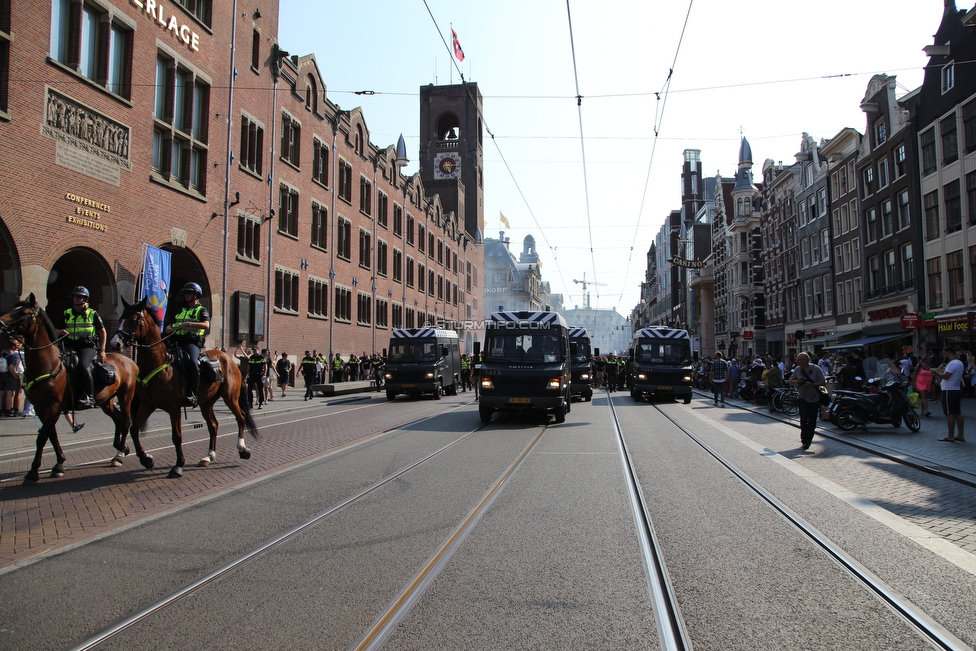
[573,274,607,310]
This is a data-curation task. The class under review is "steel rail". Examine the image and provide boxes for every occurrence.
[350,426,547,651]
[63,420,486,651]
[649,401,969,651]
[607,397,691,651]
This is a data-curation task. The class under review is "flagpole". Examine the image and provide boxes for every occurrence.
[449,23,453,85]
[137,242,147,302]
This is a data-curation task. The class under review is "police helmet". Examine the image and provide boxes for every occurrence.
[181,282,203,296]
[70,286,90,298]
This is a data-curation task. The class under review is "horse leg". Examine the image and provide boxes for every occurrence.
[130,399,155,470]
[24,424,52,483]
[197,384,218,467]
[49,428,67,478]
[229,380,256,460]
[102,401,129,467]
[168,410,186,478]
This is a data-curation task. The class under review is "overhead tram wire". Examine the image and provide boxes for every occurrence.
[564,0,600,308]
[613,0,695,314]
[421,0,574,305]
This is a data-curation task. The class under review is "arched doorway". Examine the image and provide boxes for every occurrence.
[0,219,22,309]
[47,247,115,328]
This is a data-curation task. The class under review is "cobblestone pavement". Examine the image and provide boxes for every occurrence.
[0,385,471,570]
[694,389,976,554]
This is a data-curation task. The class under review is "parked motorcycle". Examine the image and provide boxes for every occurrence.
[828,357,920,432]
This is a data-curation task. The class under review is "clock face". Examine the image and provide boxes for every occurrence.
[435,153,461,179]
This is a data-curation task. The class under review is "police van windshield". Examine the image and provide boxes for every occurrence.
[571,340,591,364]
[485,333,564,363]
[388,342,438,363]
[635,341,691,366]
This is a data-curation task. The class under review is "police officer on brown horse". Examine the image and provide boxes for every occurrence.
[56,286,106,409]
[164,282,210,407]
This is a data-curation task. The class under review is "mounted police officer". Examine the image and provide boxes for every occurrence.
[164,282,210,407]
[57,286,106,409]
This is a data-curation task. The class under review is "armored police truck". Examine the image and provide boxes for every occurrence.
[384,327,460,400]
[569,326,593,401]
[630,327,694,403]
[478,311,572,423]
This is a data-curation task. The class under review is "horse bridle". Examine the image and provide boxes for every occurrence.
[1,304,66,392]
[115,310,175,349]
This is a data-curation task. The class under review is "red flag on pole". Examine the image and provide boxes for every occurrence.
[452,29,465,62]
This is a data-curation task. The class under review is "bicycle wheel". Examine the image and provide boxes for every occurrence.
[769,391,783,412]
[781,391,799,416]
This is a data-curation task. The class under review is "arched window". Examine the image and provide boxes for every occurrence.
[305,75,317,113]
[436,114,460,142]
[355,125,364,154]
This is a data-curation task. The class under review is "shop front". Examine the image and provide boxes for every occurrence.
[934,312,976,353]
[824,303,916,357]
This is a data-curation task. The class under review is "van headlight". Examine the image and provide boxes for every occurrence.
[425,371,435,379]
[637,373,647,380]
[683,375,692,382]
[384,372,392,380]
[481,377,494,390]
[580,373,590,380]
[548,378,562,389]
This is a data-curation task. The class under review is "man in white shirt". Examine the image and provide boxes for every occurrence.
[899,352,914,378]
[931,346,965,442]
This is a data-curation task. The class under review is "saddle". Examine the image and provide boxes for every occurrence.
[64,351,116,386]
[168,345,222,385]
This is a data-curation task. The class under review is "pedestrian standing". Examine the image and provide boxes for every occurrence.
[789,352,826,451]
[911,355,934,417]
[246,348,268,409]
[301,351,317,400]
[708,352,728,406]
[276,353,293,398]
[931,346,965,442]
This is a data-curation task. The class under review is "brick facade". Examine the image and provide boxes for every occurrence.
[0,0,482,359]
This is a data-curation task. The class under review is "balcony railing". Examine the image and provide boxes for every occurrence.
[864,279,915,301]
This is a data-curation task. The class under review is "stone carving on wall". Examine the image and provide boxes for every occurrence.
[41,87,132,172]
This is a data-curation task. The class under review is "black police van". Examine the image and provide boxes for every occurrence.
[384,327,460,400]
[569,326,593,401]
[630,327,694,403]
[477,311,572,423]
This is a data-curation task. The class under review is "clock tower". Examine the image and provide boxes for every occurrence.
[419,83,485,243]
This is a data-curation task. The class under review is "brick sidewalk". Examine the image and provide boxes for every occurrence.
[0,386,436,570]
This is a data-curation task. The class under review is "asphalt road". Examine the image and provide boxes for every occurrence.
[1,391,974,650]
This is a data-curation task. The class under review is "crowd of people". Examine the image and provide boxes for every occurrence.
[696,345,976,447]
[233,347,388,407]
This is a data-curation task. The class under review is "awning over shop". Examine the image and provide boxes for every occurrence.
[823,333,907,353]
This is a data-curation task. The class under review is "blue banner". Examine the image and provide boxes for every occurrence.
[142,245,172,323]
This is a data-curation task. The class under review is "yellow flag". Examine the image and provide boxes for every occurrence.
[499,211,511,229]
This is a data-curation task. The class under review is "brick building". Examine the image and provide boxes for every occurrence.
[0,0,483,359]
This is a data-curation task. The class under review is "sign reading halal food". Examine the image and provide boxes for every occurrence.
[434,152,461,179]
[670,256,706,268]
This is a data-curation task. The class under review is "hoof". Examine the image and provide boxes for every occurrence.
[24,471,39,483]
[239,448,251,460]
[111,452,125,467]
[198,457,210,467]
[140,454,155,469]
[51,464,65,478]
[167,466,183,479]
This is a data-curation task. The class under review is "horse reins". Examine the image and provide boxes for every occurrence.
[1,306,68,393]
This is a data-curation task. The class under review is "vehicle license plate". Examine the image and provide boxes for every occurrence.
[658,385,672,390]
[510,397,531,404]
[403,383,416,388]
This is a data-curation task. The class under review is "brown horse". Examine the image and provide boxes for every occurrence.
[0,294,140,482]
[116,296,257,478]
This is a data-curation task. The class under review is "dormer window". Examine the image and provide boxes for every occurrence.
[305,75,317,113]
[942,62,955,94]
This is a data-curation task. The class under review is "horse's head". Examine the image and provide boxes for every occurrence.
[0,293,43,341]
[116,296,162,346]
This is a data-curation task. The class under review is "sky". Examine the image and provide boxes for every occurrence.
[279,0,947,316]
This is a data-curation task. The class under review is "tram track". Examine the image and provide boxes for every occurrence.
[617,394,968,651]
[60,415,551,651]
